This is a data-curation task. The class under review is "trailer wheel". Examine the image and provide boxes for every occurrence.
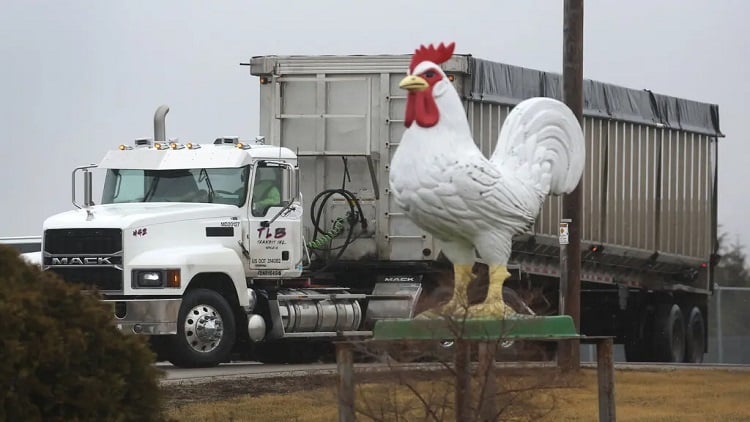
[652,303,685,363]
[167,289,236,368]
[684,306,705,363]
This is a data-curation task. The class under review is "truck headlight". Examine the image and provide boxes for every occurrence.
[133,269,181,288]
[135,271,163,287]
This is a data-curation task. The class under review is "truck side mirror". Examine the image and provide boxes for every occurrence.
[287,165,299,203]
[276,162,298,206]
[84,170,94,207]
[72,164,98,209]
[258,161,299,227]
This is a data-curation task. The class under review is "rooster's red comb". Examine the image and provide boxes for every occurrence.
[409,42,456,73]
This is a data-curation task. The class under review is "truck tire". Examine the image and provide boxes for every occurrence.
[684,306,705,363]
[652,303,685,363]
[167,289,236,368]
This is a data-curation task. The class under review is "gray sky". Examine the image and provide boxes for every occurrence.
[1,0,748,248]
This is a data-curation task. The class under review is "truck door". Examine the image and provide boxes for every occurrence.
[247,161,303,278]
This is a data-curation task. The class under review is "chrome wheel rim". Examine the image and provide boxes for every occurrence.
[184,304,224,353]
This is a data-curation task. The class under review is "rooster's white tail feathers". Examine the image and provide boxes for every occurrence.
[491,97,585,196]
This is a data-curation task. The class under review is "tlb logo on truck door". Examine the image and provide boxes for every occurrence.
[248,214,302,276]
[257,227,286,240]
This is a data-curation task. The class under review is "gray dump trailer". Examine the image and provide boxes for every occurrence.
[250,53,721,363]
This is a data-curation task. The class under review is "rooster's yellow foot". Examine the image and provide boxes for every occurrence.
[415,298,471,319]
[466,301,516,319]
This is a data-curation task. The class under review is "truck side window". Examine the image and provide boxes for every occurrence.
[103,170,146,203]
[251,167,283,217]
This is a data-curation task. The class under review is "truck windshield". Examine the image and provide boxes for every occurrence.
[101,166,250,206]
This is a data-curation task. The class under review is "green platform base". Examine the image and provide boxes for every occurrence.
[372,315,579,341]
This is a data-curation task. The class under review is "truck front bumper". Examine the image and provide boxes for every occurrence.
[104,298,182,335]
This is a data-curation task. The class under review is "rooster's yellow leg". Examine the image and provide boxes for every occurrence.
[416,264,473,319]
[467,265,515,318]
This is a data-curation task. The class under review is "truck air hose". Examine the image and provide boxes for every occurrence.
[306,217,345,249]
[308,188,367,266]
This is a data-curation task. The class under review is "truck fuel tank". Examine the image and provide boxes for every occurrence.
[277,289,363,333]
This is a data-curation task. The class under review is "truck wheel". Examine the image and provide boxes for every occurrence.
[168,289,236,368]
[652,303,685,363]
[684,306,705,363]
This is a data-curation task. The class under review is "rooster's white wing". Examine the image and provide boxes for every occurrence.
[400,152,543,240]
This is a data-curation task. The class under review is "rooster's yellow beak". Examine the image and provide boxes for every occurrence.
[399,75,429,92]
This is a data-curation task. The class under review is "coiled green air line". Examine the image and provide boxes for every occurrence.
[307,217,345,249]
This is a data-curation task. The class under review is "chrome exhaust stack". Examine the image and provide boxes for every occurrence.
[154,105,170,143]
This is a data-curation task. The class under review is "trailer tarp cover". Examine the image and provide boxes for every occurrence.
[468,58,722,137]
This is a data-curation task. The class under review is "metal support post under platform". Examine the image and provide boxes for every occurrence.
[335,317,616,422]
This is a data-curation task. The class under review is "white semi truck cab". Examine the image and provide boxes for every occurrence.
[41,106,421,367]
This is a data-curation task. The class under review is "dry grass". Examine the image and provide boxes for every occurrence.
[166,368,750,421]
[166,389,339,422]
[547,368,750,421]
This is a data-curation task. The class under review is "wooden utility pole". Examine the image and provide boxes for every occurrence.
[454,340,472,421]
[558,0,584,371]
[336,342,355,422]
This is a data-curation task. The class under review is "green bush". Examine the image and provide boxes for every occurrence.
[0,245,163,421]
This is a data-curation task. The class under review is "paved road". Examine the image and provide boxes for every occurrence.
[160,362,336,384]
[159,360,750,385]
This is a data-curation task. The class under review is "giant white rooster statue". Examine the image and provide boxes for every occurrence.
[390,42,585,318]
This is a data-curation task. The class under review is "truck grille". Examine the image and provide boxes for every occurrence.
[44,229,124,292]
[44,228,122,254]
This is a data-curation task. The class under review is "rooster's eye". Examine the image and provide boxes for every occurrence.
[424,71,435,78]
